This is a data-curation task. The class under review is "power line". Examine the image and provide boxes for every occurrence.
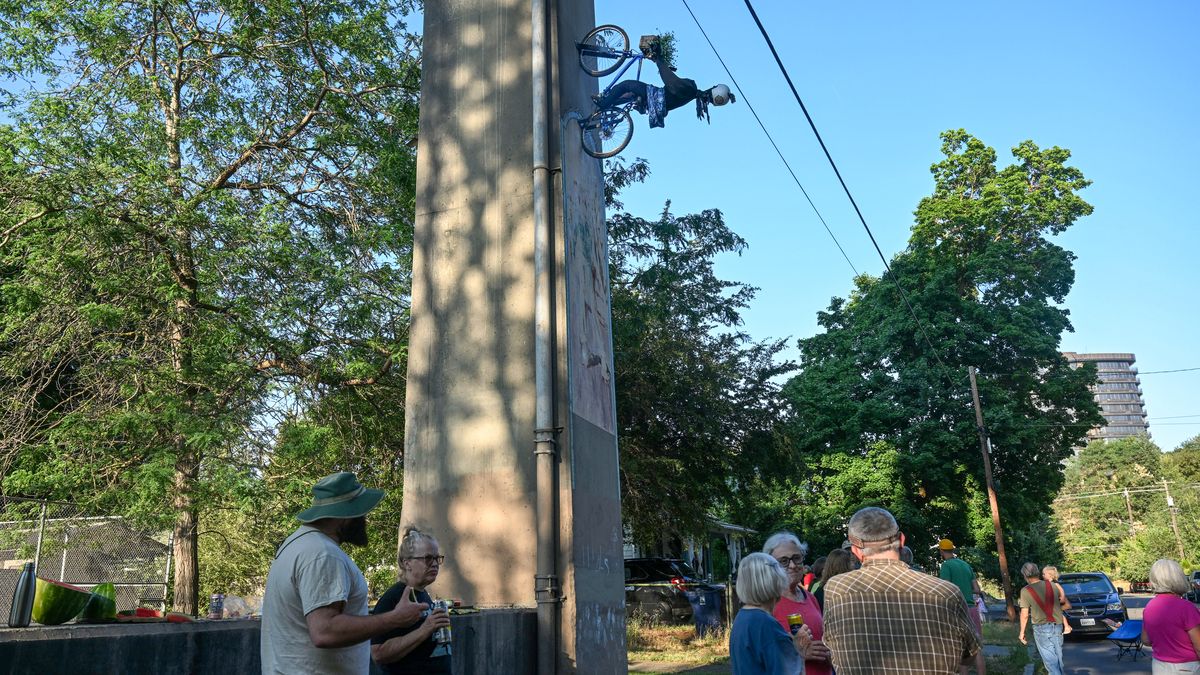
[1140,367,1200,375]
[678,0,858,276]
[739,0,948,370]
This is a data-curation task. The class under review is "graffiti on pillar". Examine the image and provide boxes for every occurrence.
[565,213,617,434]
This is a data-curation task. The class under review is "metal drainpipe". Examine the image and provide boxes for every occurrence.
[531,0,559,673]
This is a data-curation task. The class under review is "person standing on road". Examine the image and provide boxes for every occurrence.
[938,539,987,674]
[823,507,980,675]
[262,472,426,675]
[763,532,833,675]
[729,552,812,675]
[1142,558,1200,674]
[1018,562,1065,675]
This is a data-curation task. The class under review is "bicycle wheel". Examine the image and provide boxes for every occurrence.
[581,107,633,159]
[578,25,629,77]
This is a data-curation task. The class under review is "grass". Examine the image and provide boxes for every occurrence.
[982,620,1024,647]
[626,615,730,666]
[986,645,1033,675]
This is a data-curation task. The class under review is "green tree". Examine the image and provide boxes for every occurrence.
[777,130,1101,582]
[607,199,793,544]
[0,0,419,612]
[1055,436,1166,574]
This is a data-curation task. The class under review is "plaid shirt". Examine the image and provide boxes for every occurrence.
[823,558,981,675]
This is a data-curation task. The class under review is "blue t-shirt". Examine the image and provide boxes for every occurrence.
[730,607,802,675]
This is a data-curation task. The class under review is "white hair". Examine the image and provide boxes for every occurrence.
[762,531,809,558]
[847,507,901,556]
[1149,558,1191,595]
[736,553,788,606]
[1020,562,1041,579]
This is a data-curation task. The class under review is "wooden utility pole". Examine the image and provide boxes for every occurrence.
[968,367,1016,621]
[1164,480,1186,561]
[1123,488,1137,537]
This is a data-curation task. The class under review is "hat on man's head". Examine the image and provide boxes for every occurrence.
[296,472,385,523]
[938,538,956,551]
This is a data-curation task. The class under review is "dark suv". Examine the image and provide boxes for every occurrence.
[624,558,722,622]
[1058,572,1127,635]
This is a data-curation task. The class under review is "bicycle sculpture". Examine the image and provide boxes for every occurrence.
[576,25,643,158]
[577,25,735,159]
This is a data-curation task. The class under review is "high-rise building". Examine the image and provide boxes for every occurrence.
[1063,352,1150,441]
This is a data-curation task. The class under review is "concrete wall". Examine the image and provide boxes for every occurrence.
[402,0,625,672]
[0,620,261,675]
[0,610,536,675]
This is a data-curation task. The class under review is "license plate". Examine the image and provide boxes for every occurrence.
[1080,618,1096,626]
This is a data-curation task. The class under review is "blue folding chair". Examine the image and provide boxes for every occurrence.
[1107,619,1144,661]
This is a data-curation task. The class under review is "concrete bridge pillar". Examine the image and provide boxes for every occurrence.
[402,1,625,672]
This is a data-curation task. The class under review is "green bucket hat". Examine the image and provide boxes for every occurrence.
[296,472,385,523]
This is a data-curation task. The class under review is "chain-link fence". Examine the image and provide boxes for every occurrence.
[0,496,172,618]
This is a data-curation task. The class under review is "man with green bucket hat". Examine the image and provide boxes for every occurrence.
[262,472,427,674]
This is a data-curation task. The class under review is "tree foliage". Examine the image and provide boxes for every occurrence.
[603,160,793,544]
[768,130,1101,579]
[1056,436,1200,579]
[0,0,420,611]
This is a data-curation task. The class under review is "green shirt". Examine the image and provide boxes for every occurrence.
[939,556,975,603]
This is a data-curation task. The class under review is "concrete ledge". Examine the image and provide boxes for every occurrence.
[0,619,261,675]
[0,608,537,675]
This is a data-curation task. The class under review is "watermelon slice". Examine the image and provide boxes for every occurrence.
[32,577,92,625]
[82,582,118,620]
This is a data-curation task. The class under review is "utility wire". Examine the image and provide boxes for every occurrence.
[1140,367,1200,375]
[740,0,948,369]
[678,0,858,276]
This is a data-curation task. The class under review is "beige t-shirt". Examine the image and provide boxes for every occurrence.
[261,526,370,675]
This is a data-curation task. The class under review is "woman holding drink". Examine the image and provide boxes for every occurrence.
[763,532,833,675]
[370,526,452,674]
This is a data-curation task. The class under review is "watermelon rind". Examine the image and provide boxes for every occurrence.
[82,582,118,620]
[32,577,92,625]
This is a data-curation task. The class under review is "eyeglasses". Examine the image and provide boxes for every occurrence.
[775,555,806,568]
[404,555,445,565]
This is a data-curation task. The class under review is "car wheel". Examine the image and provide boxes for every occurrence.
[656,600,675,623]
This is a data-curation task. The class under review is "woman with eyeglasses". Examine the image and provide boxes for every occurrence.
[763,532,832,675]
[370,526,451,674]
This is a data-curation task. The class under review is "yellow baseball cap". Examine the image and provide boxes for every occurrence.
[938,538,956,551]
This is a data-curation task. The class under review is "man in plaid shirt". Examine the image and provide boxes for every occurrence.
[823,507,982,674]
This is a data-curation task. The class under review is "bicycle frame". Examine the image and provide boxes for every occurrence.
[597,53,644,99]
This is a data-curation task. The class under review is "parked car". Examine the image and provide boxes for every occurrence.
[1057,572,1127,636]
[1187,571,1200,602]
[624,558,723,622]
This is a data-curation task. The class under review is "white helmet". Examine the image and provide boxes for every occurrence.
[709,84,732,106]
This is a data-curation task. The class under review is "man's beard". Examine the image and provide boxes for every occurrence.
[338,516,369,547]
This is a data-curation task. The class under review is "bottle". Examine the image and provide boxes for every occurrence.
[8,562,36,627]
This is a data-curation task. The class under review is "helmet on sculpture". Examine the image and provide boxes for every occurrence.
[709,84,733,106]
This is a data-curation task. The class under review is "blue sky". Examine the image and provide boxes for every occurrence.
[593,0,1200,451]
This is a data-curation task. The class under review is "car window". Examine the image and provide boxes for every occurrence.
[641,560,679,579]
[625,563,649,582]
[671,560,700,578]
[1059,575,1115,594]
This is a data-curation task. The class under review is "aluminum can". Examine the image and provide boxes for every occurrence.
[787,612,805,635]
[208,593,224,620]
[432,599,452,647]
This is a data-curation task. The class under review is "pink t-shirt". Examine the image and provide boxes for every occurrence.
[773,590,832,675]
[1144,594,1200,663]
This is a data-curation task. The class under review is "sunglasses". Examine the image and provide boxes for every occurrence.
[404,555,445,565]
[775,555,806,568]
